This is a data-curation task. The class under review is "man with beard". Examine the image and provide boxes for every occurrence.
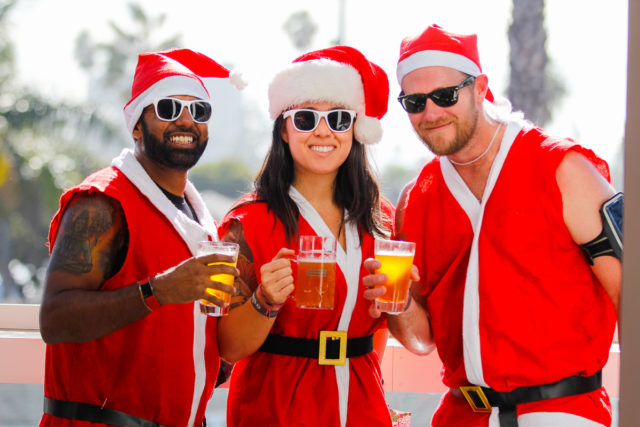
[39,49,245,426]
[363,25,621,427]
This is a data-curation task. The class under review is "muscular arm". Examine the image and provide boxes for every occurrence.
[39,192,144,343]
[40,192,239,344]
[557,151,621,320]
[218,220,294,363]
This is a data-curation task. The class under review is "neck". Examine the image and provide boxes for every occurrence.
[292,172,346,249]
[135,150,188,196]
[292,172,337,206]
[448,120,504,169]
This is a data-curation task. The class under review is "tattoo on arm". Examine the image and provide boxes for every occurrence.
[50,194,127,279]
[223,220,257,309]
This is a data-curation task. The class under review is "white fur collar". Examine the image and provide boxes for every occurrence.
[111,148,218,255]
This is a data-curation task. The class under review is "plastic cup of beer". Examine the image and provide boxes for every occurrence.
[197,240,239,316]
[295,235,337,309]
[374,239,416,314]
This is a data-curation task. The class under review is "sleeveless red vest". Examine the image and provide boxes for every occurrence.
[42,166,219,427]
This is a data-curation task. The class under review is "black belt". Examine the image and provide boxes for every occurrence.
[44,397,170,427]
[258,332,373,365]
[454,370,603,427]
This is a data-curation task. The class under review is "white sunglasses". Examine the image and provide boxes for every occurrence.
[282,109,356,132]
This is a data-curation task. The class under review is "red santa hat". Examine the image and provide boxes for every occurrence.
[268,46,389,145]
[396,24,494,102]
[123,48,246,134]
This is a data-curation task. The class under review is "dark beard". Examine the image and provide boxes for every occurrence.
[141,120,208,171]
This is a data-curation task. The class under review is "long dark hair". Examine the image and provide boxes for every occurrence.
[247,115,390,244]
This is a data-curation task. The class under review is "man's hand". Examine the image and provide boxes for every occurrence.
[152,253,239,307]
[362,258,420,318]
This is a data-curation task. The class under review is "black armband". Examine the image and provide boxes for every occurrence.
[581,192,623,265]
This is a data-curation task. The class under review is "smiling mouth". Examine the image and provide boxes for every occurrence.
[169,135,195,145]
[310,145,335,153]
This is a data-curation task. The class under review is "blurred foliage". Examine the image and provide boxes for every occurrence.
[0,0,104,301]
[73,2,183,154]
[190,160,253,199]
[379,164,422,206]
[0,1,183,301]
[508,0,565,127]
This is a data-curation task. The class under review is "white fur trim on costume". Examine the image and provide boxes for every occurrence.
[123,75,210,135]
[396,50,481,85]
[440,121,521,387]
[518,412,606,427]
[111,148,217,427]
[288,186,361,427]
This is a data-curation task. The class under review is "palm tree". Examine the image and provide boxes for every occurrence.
[508,0,565,127]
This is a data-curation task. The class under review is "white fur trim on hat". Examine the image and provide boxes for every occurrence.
[268,59,382,144]
[396,50,481,85]
[123,75,209,135]
[269,59,365,118]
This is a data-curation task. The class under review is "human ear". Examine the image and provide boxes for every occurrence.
[280,121,289,144]
[132,120,143,142]
[475,74,490,102]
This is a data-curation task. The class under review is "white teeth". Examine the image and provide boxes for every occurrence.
[170,135,194,145]
[310,145,334,153]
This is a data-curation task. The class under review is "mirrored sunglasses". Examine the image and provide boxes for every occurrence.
[282,109,356,133]
[152,98,212,123]
[397,76,476,113]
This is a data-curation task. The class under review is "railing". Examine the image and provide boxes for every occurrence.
[0,304,620,398]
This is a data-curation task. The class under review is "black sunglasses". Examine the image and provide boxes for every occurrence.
[152,98,213,123]
[397,76,476,113]
[282,109,356,133]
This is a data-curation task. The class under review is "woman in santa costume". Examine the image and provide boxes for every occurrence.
[216,46,395,426]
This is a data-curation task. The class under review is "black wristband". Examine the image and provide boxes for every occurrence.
[250,291,280,318]
[138,278,161,311]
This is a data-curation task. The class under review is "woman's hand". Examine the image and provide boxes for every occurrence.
[259,248,296,305]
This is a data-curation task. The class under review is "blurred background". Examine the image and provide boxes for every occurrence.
[0,1,628,425]
[0,0,628,304]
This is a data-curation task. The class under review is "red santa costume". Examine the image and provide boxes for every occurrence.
[219,188,395,426]
[41,49,244,427]
[219,46,394,426]
[397,26,617,427]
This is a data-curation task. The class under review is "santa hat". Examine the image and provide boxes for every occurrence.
[123,48,246,134]
[268,46,389,145]
[396,24,494,102]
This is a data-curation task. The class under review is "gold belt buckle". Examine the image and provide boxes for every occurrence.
[318,331,347,365]
[459,386,492,413]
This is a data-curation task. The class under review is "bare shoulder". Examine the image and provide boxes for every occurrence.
[556,151,616,244]
[395,178,418,238]
[556,151,613,196]
[48,191,128,286]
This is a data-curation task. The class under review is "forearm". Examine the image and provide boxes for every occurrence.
[387,297,435,355]
[217,302,276,363]
[39,283,150,344]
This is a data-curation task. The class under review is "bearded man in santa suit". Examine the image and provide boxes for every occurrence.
[364,24,621,427]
